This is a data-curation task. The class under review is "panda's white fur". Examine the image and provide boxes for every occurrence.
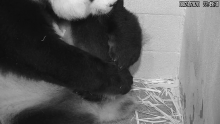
[47,0,117,20]
[0,74,65,124]
[0,73,135,124]
[53,21,75,46]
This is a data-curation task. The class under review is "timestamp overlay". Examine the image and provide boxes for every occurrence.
[179,1,219,7]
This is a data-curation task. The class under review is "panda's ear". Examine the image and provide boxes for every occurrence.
[115,0,124,8]
[118,0,124,6]
[49,0,91,20]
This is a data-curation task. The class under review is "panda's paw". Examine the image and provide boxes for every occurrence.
[78,57,132,96]
[74,67,133,101]
[103,67,133,95]
[90,0,117,15]
[95,94,137,123]
[78,94,136,123]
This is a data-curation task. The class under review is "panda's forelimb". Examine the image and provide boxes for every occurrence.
[0,0,131,96]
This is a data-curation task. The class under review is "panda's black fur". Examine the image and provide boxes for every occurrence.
[68,0,142,69]
[0,0,142,124]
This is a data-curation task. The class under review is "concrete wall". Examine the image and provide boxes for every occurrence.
[125,0,185,79]
[179,3,220,124]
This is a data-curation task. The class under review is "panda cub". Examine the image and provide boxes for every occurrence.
[0,0,142,124]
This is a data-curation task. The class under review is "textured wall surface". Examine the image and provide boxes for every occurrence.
[125,0,185,79]
[179,4,220,124]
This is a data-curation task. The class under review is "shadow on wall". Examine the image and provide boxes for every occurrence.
[130,22,151,76]
[130,55,141,76]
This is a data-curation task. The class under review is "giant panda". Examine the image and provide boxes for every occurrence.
[0,0,142,124]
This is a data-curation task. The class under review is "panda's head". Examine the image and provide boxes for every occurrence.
[47,0,118,20]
